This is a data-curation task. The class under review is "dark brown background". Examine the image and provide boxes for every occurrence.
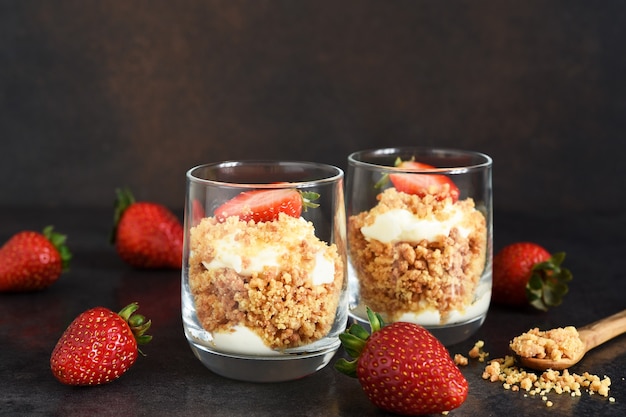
[2,1,625,215]
[3,3,626,416]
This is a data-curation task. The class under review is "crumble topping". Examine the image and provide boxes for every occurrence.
[510,326,585,361]
[348,187,487,322]
[455,340,615,405]
[188,213,344,350]
[482,355,611,399]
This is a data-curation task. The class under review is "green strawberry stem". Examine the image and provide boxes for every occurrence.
[374,157,407,189]
[300,191,320,211]
[111,187,136,244]
[118,302,153,352]
[335,307,385,377]
[42,225,72,271]
[526,252,573,312]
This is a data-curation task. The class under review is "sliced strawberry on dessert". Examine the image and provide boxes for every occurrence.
[383,158,460,202]
[335,308,468,415]
[492,242,572,311]
[50,302,152,386]
[214,188,320,223]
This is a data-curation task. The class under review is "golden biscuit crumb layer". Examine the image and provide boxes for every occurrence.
[348,188,487,322]
[188,213,344,350]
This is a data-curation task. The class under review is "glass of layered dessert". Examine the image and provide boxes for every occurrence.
[182,161,347,382]
[346,148,492,345]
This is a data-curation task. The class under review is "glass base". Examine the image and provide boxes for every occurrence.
[347,312,486,346]
[187,340,340,383]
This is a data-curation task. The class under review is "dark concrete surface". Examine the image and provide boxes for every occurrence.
[1,207,625,416]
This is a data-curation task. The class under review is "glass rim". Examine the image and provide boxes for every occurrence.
[186,160,344,188]
[348,147,492,173]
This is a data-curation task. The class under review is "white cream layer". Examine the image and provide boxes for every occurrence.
[397,288,491,326]
[211,325,280,355]
[201,218,334,285]
[360,207,470,244]
[350,286,490,327]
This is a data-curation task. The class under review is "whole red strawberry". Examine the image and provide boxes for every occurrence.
[112,188,183,268]
[50,302,152,386]
[492,242,573,311]
[336,308,468,415]
[0,226,71,292]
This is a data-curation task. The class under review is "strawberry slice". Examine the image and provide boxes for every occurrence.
[388,159,460,202]
[214,188,319,223]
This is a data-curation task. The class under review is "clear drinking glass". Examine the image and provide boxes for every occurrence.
[182,161,347,382]
[346,148,492,345]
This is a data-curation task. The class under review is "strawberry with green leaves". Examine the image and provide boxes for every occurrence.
[0,226,71,292]
[214,188,320,223]
[492,242,572,311]
[379,157,460,202]
[50,302,152,386]
[112,188,183,269]
[336,308,468,415]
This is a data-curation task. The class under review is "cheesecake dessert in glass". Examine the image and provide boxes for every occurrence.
[182,161,347,382]
[346,148,492,345]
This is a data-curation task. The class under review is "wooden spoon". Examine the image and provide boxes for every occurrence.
[516,309,626,371]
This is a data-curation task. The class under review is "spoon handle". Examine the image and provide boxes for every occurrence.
[578,309,626,351]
